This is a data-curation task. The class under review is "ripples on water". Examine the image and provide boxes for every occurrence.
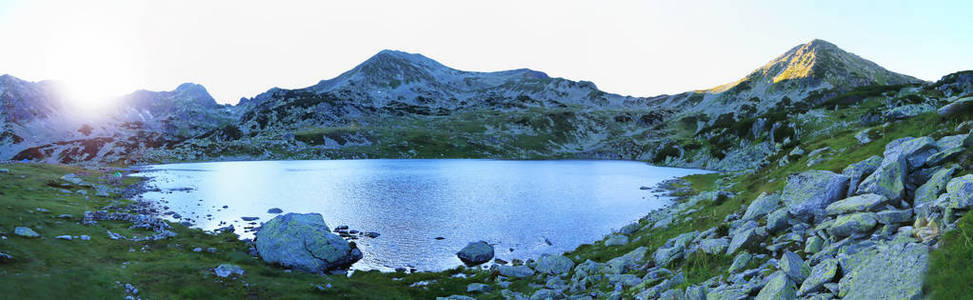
[134,159,709,271]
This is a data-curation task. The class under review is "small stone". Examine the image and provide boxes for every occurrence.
[14,226,39,238]
[214,263,245,278]
[466,283,492,293]
[497,265,534,278]
[779,250,810,282]
[805,236,824,254]
[80,235,91,241]
[728,252,751,274]
[193,247,203,252]
[534,254,574,275]
[55,235,72,240]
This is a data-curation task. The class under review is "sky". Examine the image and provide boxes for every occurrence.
[0,0,970,105]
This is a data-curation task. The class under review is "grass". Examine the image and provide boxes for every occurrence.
[925,211,973,299]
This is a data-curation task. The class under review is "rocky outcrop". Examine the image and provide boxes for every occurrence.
[255,213,362,273]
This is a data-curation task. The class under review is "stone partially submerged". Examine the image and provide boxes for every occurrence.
[255,213,363,273]
[456,241,494,266]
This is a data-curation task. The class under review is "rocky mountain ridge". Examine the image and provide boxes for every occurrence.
[0,40,955,170]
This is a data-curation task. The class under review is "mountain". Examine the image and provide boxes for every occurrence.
[657,39,924,120]
[4,39,958,168]
[2,81,233,163]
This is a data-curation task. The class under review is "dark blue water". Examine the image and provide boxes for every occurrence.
[134,159,708,271]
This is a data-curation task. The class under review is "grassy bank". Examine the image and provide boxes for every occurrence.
[0,163,487,299]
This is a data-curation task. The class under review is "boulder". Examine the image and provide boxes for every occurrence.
[654,232,698,267]
[838,241,928,299]
[804,236,824,254]
[945,174,973,209]
[855,129,872,145]
[884,136,939,170]
[935,133,972,150]
[755,271,797,300]
[742,193,780,220]
[727,252,751,274]
[685,285,706,300]
[780,171,849,221]
[828,212,878,237]
[456,241,494,266]
[726,227,765,255]
[841,156,882,197]
[797,258,838,296]
[876,208,913,225]
[915,167,958,215]
[937,96,973,118]
[766,208,789,233]
[659,289,685,300]
[255,213,362,273]
[534,254,574,275]
[824,194,888,216]
[604,234,629,246]
[779,251,810,282]
[498,265,535,278]
[618,222,640,235]
[925,148,964,167]
[699,238,729,255]
[857,155,907,201]
[884,104,934,120]
[604,247,647,274]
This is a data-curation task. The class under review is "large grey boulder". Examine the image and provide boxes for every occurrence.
[797,258,838,296]
[937,96,973,118]
[838,241,928,299]
[945,174,973,209]
[824,194,888,216]
[828,212,878,237]
[728,252,752,274]
[842,156,882,197]
[603,247,647,274]
[780,171,849,221]
[857,155,907,201]
[726,227,764,255]
[742,193,780,221]
[755,271,797,300]
[534,254,574,275]
[456,241,494,266]
[884,136,939,170]
[915,167,958,215]
[255,213,362,273]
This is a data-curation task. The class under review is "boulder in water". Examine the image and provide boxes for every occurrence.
[456,241,494,266]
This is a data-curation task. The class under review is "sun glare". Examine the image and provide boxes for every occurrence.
[40,2,145,119]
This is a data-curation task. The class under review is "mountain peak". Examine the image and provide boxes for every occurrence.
[711,39,920,93]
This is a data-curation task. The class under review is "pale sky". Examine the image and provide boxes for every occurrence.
[0,0,970,105]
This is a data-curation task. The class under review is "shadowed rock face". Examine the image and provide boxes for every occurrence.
[255,213,362,273]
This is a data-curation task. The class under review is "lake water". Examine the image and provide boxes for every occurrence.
[133,159,708,271]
